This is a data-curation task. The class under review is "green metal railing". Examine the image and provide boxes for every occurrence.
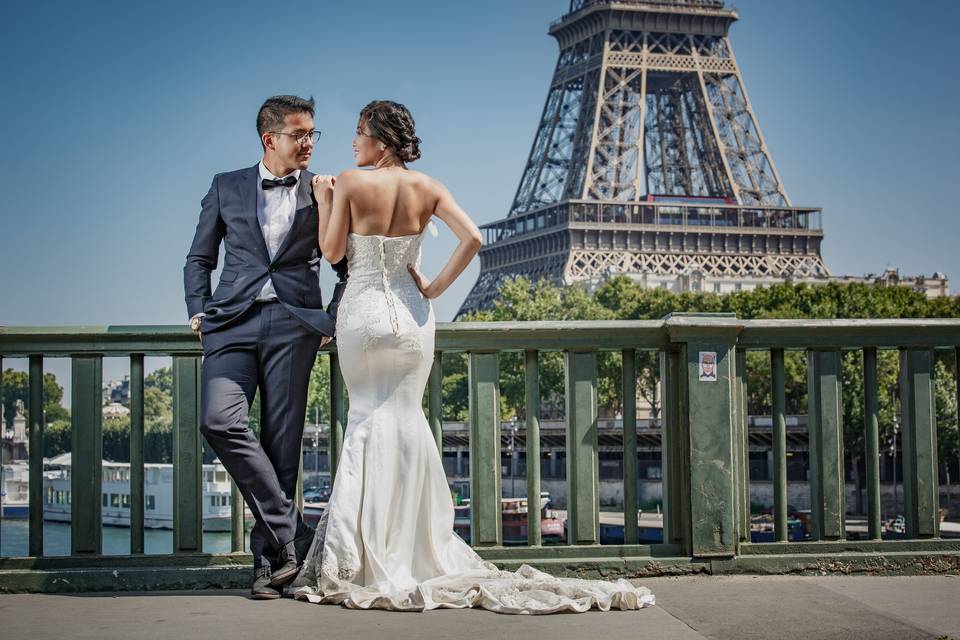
[1,316,958,591]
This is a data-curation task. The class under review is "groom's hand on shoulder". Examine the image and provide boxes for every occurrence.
[311,175,335,203]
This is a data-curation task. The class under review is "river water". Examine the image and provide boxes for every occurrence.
[0,520,248,557]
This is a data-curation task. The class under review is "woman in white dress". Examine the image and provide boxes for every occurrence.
[291,100,654,614]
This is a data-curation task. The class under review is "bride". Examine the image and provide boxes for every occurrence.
[289,100,654,614]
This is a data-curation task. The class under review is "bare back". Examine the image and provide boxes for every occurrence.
[343,169,438,237]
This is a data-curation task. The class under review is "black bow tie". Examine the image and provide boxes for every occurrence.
[261,175,297,190]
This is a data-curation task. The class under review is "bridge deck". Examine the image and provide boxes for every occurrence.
[1,575,957,640]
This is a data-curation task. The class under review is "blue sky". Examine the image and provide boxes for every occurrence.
[2,0,959,391]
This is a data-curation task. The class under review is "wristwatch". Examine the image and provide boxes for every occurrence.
[190,315,203,333]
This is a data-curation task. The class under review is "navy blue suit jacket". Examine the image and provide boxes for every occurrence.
[183,164,348,337]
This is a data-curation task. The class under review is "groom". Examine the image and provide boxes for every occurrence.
[183,95,348,599]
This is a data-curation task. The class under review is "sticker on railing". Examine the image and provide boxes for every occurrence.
[698,352,717,382]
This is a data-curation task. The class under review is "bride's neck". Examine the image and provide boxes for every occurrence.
[374,154,405,170]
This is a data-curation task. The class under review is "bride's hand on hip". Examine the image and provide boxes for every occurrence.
[311,174,335,202]
[407,264,434,299]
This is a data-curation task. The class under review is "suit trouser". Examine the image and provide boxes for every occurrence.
[199,300,321,565]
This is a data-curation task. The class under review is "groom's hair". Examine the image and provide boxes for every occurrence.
[257,95,316,146]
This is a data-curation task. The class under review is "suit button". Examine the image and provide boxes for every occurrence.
[269,266,277,273]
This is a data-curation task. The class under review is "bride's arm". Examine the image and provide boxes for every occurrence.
[318,171,354,264]
[407,179,483,299]
[313,174,335,253]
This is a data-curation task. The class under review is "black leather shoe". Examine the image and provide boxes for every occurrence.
[251,565,281,600]
[268,541,299,589]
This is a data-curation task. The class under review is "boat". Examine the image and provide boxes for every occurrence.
[41,453,251,531]
[452,493,566,545]
[1,460,29,518]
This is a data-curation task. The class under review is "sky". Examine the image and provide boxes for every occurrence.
[2,0,959,393]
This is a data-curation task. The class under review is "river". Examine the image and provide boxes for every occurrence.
[0,520,248,557]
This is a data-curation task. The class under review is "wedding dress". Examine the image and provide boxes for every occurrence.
[291,223,654,614]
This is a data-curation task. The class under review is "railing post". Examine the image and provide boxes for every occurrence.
[28,355,45,556]
[734,348,750,544]
[564,350,599,545]
[899,349,939,538]
[129,354,145,554]
[429,352,443,455]
[329,353,345,483]
[664,314,742,558]
[230,480,244,553]
[863,347,882,540]
[172,355,202,553]
[524,350,542,546]
[296,458,304,512]
[660,345,689,552]
[71,355,102,555]
[469,352,501,546]
[621,348,639,545]
[807,349,845,541]
[771,348,788,542]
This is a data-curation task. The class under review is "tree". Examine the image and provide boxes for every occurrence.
[459,276,616,419]
[145,367,172,396]
[140,366,174,463]
[935,359,959,515]
[306,355,331,426]
[2,369,68,428]
[43,419,71,457]
[452,276,960,514]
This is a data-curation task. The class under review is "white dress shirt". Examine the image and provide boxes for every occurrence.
[255,160,301,301]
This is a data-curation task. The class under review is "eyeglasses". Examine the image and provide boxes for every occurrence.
[269,130,322,145]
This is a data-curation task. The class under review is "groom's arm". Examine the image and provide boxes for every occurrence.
[183,175,226,318]
[325,256,349,318]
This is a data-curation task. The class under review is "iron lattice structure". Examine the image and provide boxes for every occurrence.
[458,0,830,317]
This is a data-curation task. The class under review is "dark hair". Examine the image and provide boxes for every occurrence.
[359,100,421,163]
[257,95,315,140]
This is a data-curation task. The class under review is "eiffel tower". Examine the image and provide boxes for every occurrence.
[457,0,829,317]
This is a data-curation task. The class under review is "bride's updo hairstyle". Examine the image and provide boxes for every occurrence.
[360,100,422,163]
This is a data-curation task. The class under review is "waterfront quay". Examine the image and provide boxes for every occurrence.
[1,576,958,640]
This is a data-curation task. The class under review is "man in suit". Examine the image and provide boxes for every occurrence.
[184,95,347,599]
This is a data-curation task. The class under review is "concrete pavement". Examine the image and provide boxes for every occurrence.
[0,575,958,640]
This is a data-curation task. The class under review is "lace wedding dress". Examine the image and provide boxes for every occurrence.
[291,224,655,614]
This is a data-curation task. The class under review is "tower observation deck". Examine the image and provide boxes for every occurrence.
[458,0,829,316]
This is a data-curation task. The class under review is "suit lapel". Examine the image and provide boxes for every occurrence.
[272,169,316,262]
[240,164,271,263]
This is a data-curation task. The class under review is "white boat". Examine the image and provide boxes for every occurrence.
[1,460,30,518]
[41,454,248,531]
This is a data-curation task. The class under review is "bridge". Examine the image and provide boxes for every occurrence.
[0,317,958,602]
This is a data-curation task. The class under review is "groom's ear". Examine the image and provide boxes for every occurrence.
[261,131,275,151]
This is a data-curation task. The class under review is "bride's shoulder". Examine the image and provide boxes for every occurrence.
[335,169,367,191]
[402,170,442,191]
[336,169,365,182]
